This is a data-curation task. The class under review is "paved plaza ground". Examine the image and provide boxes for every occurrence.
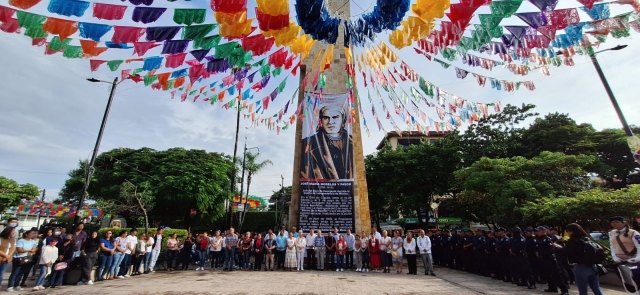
[11,266,629,295]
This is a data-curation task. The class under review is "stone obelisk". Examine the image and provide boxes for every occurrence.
[289,0,372,234]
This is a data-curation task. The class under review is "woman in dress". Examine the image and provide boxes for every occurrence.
[295,230,307,271]
[369,232,381,272]
[392,230,404,274]
[285,233,297,271]
[180,233,194,270]
[253,233,264,271]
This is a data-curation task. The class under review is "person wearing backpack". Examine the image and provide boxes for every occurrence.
[608,216,640,290]
[565,223,604,295]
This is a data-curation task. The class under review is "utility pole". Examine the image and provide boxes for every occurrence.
[228,66,243,229]
[36,189,45,229]
[75,77,119,225]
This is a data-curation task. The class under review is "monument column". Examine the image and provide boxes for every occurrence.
[289,0,371,234]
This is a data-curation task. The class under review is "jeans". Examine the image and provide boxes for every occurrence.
[574,264,604,295]
[118,254,132,276]
[337,254,345,270]
[97,254,114,280]
[346,250,354,269]
[197,250,208,268]
[49,259,70,287]
[19,262,34,286]
[362,249,370,269]
[243,250,251,269]
[166,250,179,269]
[34,265,49,286]
[133,254,147,274]
[224,248,236,270]
[0,262,8,287]
[326,251,335,270]
[276,250,286,269]
[149,249,161,271]
[7,259,25,288]
[111,253,125,277]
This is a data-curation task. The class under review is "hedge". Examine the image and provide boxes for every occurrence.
[97,228,189,251]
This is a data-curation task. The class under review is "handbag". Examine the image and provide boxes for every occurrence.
[596,264,608,276]
[17,256,31,265]
[391,249,399,259]
[54,262,67,271]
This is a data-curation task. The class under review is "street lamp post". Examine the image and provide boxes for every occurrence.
[559,45,640,164]
[74,77,127,225]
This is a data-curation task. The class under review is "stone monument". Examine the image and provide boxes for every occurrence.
[289,0,372,234]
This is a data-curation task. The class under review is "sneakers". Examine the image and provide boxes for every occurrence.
[117,276,125,279]
[340,268,344,272]
[87,280,93,285]
[124,275,130,278]
[6,287,13,292]
[356,268,361,272]
[14,287,22,291]
[77,281,86,285]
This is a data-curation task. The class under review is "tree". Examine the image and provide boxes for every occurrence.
[119,181,154,233]
[453,103,538,166]
[520,185,640,231]
[365,140,462,227]
[0,176,39,212]
[590,127,640,189]
[454,152,596,227]
[61,147,234,228]
[58,160,89,204]
[242,152,273,204]
[521,112,596,157]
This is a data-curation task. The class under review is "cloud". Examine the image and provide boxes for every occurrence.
[0,0,639,207]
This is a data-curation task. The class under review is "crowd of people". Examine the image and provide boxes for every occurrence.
[0,217,638,295]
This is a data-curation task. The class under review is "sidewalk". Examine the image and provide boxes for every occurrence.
[5,266,628,295]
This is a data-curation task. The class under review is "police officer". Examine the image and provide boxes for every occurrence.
[474,229,488,276]
[485,230,498,279]
[461,230,474,272]
[495,228,511,282]
[534,226,569,295]
[509,227,536,289]
[431,230,442,266]
[454,230,465,270]
[524,228,542,283]
[442,229,455,269]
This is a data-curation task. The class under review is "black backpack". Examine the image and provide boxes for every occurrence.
[583,239,606,265]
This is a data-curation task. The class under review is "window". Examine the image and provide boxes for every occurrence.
[397,138,423,149]
[430,139,438,144]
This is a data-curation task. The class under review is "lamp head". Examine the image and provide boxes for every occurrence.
[611,45,628,51]
[86,78,100,83]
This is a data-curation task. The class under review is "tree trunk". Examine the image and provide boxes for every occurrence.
[134,195,149,234]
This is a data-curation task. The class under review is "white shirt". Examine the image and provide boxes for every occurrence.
[417,236,431,254]
[209,236,222,251]
[305,233,316,249]
[125,235,138,254]
[379,236,392,251]
[147,237,155,252]
[39,245,59,265]
[610,228,640,262]
[372,231,382,240]
[403,238,416,254]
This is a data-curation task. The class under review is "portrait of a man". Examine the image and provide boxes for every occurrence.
[301,104,354,180]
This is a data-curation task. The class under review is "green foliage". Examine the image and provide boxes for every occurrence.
[268,186,291,213]
[521,113,596,157]
[58,160,89,204]
[520,185,640,230]
[365,140,462,226]
[454,152,595,227]
[589,127,640,188]
[61,148,234,228]
[0,176,39,212]
[238,212,277,233]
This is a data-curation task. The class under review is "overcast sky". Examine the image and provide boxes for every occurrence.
[0,0,638,202]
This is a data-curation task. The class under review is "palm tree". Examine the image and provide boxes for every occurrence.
[243,151,273,203]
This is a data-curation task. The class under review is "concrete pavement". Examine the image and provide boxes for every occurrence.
[8,266,628,295]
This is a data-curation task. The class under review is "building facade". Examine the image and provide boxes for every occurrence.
[376,131,450,150]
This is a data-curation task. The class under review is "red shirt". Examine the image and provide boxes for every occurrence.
[336,240,347,255]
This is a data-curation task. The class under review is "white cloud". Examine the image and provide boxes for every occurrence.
[0,0,639,205]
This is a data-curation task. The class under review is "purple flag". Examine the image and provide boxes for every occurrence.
[162,40,190,55]
[190,49,210,61]
[132,7,166,24]
[528,0,558,11]
[516,12,549,29]
[206,58,230,73]
[146,26,180,42]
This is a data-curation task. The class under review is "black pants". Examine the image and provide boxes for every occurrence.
[499,252,511,280]
[306,248,316,269]
[346,250,353,269]
[513,254,535,286]
[210,251,222,268]
[541,258,568,292]
[476,251,488,276]
[80,252,98,282]
[276,250,285,269]
[406,254,417,274]
[529,254,542,282]
[326,251,335,270]
[180,251,191,270]
[253,252,263,270]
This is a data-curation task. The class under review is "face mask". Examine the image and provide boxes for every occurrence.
[9,223,17,227]
[54,231,61,236]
